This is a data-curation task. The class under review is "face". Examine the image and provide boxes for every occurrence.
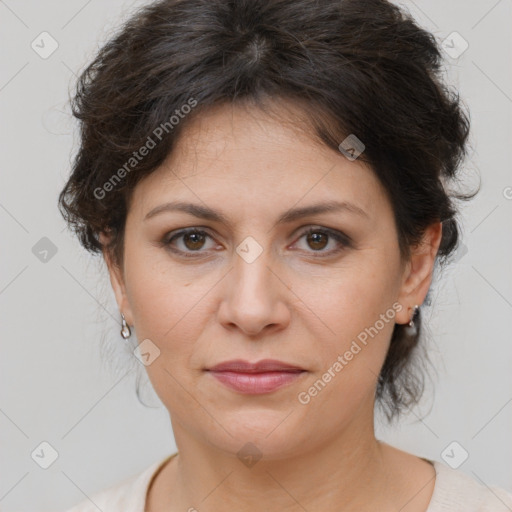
[105,102,441,459]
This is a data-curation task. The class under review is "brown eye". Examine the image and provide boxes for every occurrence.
[306,231,328,251]
[163,228,217,258]
[293,226,351,257]
[182,231,206,251]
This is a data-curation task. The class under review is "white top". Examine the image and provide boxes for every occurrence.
[63,453,512,512]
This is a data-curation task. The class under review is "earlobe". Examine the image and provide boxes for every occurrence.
[99,231,134,325]
[395,222,442,325]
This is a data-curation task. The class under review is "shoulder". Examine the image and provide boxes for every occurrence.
[428,459,512,512]
[61,455,175,512]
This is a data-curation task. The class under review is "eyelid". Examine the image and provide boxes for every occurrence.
[294,225,351,244]
[164,226,214,242]
[164,225,351,243]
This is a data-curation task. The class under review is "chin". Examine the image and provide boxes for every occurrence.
[204,411,310,459]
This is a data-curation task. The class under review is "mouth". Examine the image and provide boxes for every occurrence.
[205,359,306,394]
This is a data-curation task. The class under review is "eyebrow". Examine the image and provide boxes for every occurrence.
[144,199,369,225]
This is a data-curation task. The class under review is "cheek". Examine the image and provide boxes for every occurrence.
[123,251,209,409]
[297,258,398,340]
[122,244,208,362]
[294,261,399,395]
[124,239,192,327]
[295,297,396,424]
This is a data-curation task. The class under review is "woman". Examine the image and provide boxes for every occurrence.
[58,0,512,510]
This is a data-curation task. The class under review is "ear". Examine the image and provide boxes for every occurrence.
[99,231,134,326]
[395,221,443,325]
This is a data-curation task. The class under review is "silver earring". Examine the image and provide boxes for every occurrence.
[404,304,419,336]
[408,304,419,327]
[120,313,131,339]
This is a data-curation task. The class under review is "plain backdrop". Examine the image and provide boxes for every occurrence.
[1,0,511,510]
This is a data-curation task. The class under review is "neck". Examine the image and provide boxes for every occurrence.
[165,412,393,511]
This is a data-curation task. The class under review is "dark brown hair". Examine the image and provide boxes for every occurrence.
[58,0,478,421]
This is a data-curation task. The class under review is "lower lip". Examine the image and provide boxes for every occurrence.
[208,370,305,394]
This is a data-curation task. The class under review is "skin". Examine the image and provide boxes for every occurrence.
[102,101,442,511]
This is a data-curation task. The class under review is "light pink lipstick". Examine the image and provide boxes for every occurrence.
[206,359,306,394]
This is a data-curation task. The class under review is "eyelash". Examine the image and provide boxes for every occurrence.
[161,226,351,259]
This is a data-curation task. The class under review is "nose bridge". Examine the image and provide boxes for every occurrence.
[218,236,289,336]
[232,237,274,301]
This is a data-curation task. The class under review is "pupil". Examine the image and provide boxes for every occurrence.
[185,232,204,250]
[308,232,327,250]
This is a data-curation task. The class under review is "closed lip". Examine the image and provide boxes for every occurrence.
[206,359,305,373]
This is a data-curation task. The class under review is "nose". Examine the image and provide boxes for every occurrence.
[217,244,291,337]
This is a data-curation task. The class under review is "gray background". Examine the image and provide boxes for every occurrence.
[1,0,511,510]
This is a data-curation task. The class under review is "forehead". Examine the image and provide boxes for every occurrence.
[129,102,391,225]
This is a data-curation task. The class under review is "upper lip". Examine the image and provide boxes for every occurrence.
[207,359,305,373]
